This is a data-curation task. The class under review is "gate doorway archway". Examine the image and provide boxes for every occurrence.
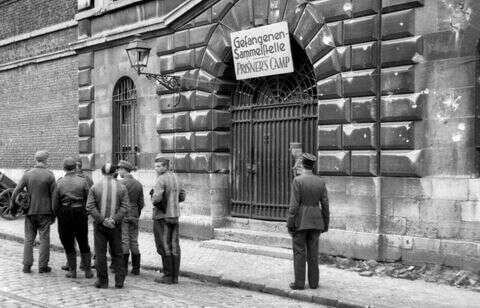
[231,42,317,221]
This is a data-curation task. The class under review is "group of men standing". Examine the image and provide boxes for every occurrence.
[9,149,329,292]
[9,151,183,289]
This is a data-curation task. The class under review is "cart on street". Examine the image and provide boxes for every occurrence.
[0,171,25,220]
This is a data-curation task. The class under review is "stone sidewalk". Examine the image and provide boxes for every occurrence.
[0,219,478,308]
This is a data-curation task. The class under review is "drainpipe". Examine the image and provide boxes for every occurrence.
[376,3,385,262]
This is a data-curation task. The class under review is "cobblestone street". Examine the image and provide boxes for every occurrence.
[0,239,321,307]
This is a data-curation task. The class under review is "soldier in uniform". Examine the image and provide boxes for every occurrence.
[10,150,56,273]
[86,163,130,289]
[52,157,94,279]
[151,156,183,284]
[117,160,145,275]
[61,157,94,272]
[287,153,330,290]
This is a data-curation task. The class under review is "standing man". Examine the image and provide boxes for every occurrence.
[52,157,94,279]
[86,163,130,288]
[61,157,94,272]
[10,150,56,274]
[287,153,329,290]
[117,160,145,275]
[151,156,183,284]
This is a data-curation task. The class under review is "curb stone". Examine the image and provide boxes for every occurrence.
[0,231,367,308]
[219,277,240,288]
[312,295,339,307]
[288,291,314,302]
[239,280,265,292]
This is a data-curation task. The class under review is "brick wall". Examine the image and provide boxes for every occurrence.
[0,28,77,64]
[0,0,77,40]
[0,57,79,169]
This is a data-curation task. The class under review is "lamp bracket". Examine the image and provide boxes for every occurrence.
[142,72,181,92]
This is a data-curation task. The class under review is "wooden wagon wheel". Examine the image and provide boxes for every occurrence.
[0,188,21,220]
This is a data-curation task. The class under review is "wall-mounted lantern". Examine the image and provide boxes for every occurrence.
[126,35,181,92]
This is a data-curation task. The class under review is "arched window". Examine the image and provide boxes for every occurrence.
[112,77,138,166]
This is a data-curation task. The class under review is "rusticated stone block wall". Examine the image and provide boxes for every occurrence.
[77,52,95,170]
[312,1,426,177]
[154,2,235,173]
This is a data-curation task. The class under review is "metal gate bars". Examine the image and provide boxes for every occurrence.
[231,59,317,221]
[112,77,138,166]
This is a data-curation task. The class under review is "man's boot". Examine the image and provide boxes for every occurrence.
[94,279,108,289]
[172,255,180,284]
[65,253,77,278]
[22,265,31,273]
[131,254,140,275]
[79,255,86,271]
[154,255,173,284]
[81,253,94,279]
[115,266,126,289]
[123,254,130,276]
[61,261,69,271]
[161,255,169,277]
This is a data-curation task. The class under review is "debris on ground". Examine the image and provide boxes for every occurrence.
[321,256,480,292]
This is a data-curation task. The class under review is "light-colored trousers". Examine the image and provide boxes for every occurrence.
[121,219,139,255]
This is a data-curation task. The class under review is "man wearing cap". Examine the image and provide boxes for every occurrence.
[117,160,145,275]
[10,150,56,274]
[86,163,130,288]
[52,157,94,279]
[151,155,183,284]
[60,157,94,273]
[287,153,330,290]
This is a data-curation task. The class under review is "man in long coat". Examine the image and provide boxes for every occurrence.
[287,153,329,290]
[11,150,56,273]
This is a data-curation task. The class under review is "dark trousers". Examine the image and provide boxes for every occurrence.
[292,229,320,288]
[94,223,125,284]
[24,214,51,268]
[58,207,90,254]
[153,219,180,256]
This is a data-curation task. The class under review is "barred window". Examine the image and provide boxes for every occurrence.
[112,77,138,167]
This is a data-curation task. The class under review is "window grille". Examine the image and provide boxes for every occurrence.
[112,77,138,167]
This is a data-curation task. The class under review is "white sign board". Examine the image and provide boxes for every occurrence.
[230,21,293,80]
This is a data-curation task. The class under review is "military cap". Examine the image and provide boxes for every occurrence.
[63,157,77,171]
[154,154,170,165]
[34,150,49,162]
[117,160,133,172]
[302,152,317,169]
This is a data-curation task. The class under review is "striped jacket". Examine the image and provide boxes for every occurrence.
[86,176,130,224]
[151,171,181,220]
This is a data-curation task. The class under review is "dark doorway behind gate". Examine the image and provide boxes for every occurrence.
[231,41,317,221]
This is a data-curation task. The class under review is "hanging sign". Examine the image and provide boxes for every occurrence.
[230,21,293,80]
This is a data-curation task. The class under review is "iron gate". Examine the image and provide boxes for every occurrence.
[113,77,138,166]
[231,59,317,221]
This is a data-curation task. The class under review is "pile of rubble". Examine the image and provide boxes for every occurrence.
[319,255,480,292]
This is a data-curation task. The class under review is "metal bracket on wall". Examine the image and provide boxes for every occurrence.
[144,73,181,92]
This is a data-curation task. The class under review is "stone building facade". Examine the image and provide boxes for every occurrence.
[1,0,480,270]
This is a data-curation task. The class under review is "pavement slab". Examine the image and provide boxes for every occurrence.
[0,218,479,307]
